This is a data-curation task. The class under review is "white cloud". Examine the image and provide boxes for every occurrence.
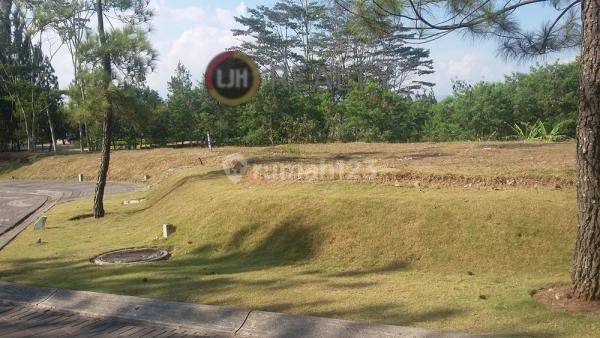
[446,53,480,79]
[47,0,577,100]
[147,2,247,95]
[166,7,206,22]
[47,1,247,96]
[148,25,237,89]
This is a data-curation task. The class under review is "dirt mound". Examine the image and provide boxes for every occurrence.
[535,285,600,315]
[246,166,575,190]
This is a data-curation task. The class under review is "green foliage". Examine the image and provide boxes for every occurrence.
[233,1,433,95]
[510,120,572,142]
[0,6,67,151]
[338,81,410,142]
[0,1,582,152]
[422,61,580,142]
[236,81,328,145]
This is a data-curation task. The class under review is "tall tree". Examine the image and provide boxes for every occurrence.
[166,62,194,145]
[573,0,600,301]
[92,0,112,218]
[340,0,597,300]
[37,0,155,217]
[85,1,154,217]
[0,0,13,151]
[34,0,96,152]
[234,1,433,97]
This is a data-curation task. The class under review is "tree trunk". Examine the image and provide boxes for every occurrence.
[0,1,10,51]
[92,0,113,218]
[84,121,92,151]
[18,105,31,152]
[46,106,56,153]
[78,120,84,152]
[572,0,600,301]
[30,78,35,152]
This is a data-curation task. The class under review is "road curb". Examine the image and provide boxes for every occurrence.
[0,195,51,250]
[0,281,483,337]
[0,180,143,251]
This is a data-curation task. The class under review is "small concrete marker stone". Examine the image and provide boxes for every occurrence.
[163,224,175,238]
[78,174,84,182]
[33,216,47,230]
[123,199,145,205]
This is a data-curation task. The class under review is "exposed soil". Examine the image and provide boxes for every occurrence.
[246,167,575,190]
[534,285,600,315]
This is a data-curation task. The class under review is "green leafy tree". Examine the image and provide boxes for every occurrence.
[339,81,410,142]
[166,62,195,145]
[37,0,155,217]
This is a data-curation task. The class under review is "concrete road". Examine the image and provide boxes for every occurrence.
[0,180,141,248]
[0,301,228,337]
[0,193,48,235]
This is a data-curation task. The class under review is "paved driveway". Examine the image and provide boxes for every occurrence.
[0,180,141,248]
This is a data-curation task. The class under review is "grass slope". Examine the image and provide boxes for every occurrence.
[0,142,575,186]
[0,163,595,337]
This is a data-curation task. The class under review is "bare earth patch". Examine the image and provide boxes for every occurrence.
[1,141,576,189]
[535,285,600,315]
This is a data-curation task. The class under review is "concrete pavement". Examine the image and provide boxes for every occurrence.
[0,281,481,337]
[0,180,141,249]
[0,193,47,235]
[0,301,227,337]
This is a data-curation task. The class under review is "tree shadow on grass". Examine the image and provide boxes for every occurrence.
[0,214,564,336]
[0,253,565,336]
[1,215,323,290]
[316,261,409,278]
[180,216,323,274]
[309,303,464,327]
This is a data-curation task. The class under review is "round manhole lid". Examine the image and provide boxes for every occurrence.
[92,247,169,265]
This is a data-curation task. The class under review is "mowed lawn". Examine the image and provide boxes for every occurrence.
[1,141,597,337]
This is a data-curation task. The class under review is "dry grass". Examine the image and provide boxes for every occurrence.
[0,162,594,337]
[1,141,576,188]
[0,141,590,336]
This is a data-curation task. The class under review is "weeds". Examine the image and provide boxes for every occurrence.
[509,120,571,142]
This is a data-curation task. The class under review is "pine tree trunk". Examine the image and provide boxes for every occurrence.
[46,106,56,153]
[572,0,600,301]
[30,81,35,152]
[84,121,92,151]
[78,120,84,152]
[18,105,31,152]
[92,0,112,218]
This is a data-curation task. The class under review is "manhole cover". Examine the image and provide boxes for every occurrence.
[92,247,169,265]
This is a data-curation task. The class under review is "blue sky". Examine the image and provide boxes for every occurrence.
[50,0,580,98]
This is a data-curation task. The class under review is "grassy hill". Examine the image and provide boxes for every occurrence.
[1,141,596,337]
[0,141,576,187]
